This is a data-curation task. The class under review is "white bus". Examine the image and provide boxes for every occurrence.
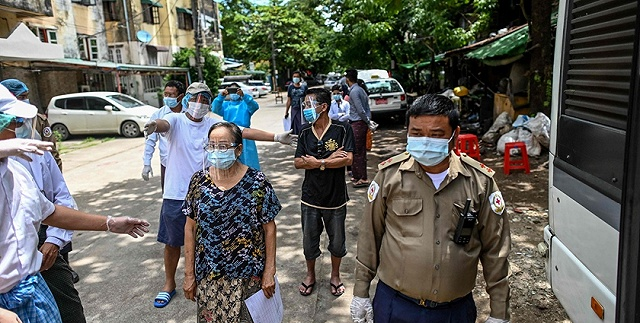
[543,0,640,322]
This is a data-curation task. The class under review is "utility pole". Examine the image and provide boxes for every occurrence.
[269,28,278,92]
[191,0,204,82]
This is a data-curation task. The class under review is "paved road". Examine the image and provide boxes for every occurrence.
[62,94,373,323]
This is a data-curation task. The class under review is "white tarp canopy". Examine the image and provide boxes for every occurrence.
[0,23,64,61]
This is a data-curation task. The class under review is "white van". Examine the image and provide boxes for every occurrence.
[364,76,407,115]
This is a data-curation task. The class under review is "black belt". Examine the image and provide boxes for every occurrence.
[395,290,470,309]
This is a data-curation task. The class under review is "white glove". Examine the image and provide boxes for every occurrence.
[141,165,153,181]
[350,296,374,323]
[0,138,53,161]
[273,130,298,148]
[368,120,379,132]
[485,317,509,323]
[144,120,157,139]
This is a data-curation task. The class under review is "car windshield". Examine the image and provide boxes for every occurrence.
[365,80,402,94]
[107,94,145,108]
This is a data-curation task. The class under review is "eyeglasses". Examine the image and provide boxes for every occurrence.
[317,140,325,155]
[205,142,238,153]
[301,100,318,110]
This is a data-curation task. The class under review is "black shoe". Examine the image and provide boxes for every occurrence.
[71,270,80,283]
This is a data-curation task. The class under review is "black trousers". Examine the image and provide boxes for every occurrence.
[41,255,86,323]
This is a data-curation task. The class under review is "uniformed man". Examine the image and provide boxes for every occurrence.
[350,94,510,323]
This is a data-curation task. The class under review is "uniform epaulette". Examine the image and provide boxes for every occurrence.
[378,151,411,170]
[37,113,47,121]
[460,153,495,177]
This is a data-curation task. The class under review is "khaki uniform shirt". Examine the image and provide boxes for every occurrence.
[354,151,511,319]
[35,114,62,171]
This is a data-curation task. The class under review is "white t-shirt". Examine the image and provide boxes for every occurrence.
[0,158,56,293]
[161,113,223,200]
[426,168,449,190]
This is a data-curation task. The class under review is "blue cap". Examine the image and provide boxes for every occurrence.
[0,79,29,97]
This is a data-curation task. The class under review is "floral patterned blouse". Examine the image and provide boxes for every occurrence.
[182,168,281,282]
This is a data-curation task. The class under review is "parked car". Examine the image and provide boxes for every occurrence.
[323,75,341,90]
[247,80,270,97]
[364,77,407,115]
[47,92,159,141]
[218,81,259,98]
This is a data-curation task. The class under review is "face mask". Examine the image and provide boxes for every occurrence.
[333,94,342,101]
[163,97,179,108]
[187,102,210,119]
[15,125,31,139]
[293,77,301,84]
[303,106,319,123]
[229,94,241,101]
[207,149,237,170]
[406,133,455,167]
[181,93,192,110]
[20,99,30,104]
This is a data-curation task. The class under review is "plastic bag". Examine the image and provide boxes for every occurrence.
[526,112,551,149]
[482,112,513,144]
[283,116,291,131]
[497,129,519,154]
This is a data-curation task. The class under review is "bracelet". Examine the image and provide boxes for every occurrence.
[106,216,114,232]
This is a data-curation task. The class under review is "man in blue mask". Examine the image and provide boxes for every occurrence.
[141,80,186,190]
[351,94,511,323]
[284,71,308,135]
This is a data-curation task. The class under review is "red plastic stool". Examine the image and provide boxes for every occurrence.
[504,142,530,175]
[457,134,481,160]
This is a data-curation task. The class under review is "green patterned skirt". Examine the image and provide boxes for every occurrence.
[196,274,262,323]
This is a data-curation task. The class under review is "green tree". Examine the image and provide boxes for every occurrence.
[169,47,223,90]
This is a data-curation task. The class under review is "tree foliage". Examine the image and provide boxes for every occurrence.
[170,47,223,89]
[218,0,499,74]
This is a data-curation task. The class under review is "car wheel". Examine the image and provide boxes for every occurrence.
[121,121,140,138]
[51,124,70,141]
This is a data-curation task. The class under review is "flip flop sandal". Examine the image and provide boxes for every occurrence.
[353,180,370,188]
[299,282,315,296]
[154,290,176,308]
[330,282,345,296]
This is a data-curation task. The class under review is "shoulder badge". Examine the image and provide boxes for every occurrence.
[378,151,411,170]
[367,181,380,202]
[42,126,53,138]
[489,191,506,215]
[460,153,495,177]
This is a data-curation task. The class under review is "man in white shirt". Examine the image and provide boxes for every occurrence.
[144,82,297,308]
[0,135,150,323]
[0,83,86,322]
[329,84,351,122]
[141,80,186,190]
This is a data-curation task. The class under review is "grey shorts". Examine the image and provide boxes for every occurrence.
[300,204,347,259]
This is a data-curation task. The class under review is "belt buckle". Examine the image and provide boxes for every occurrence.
[418,299,438,308]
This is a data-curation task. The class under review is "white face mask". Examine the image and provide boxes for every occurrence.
[187,102,210,119]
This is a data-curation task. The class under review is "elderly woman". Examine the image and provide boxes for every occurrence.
[182,121,280,323]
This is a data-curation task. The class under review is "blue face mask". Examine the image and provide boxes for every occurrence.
[207,149,237,170]
[229,94,241,101]
[293,77,301,84]
[163,97,179,108]
[303,107,319,123]
[333,94,342,101]
[181,93,192,110]
[20,99,30,104]
[15,125,31,139]
[406,133,455,167]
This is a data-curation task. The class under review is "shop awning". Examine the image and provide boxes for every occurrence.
[141,0,163,7]
[465,25,529,61]
[0,23,64,61]
[176,7,192,14]
[399,54,445,69]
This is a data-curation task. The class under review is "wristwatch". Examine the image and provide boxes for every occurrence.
[320,159,326,171]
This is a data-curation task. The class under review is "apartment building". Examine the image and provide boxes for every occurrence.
[0,0,221,107]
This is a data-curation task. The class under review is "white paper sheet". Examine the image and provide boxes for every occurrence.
[244,276,283,323]
[283,117,291,132]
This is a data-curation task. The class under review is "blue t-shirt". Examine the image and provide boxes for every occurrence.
[287,84,308,110]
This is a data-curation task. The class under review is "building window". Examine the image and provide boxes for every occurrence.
[142,4,160,24]
[31,28,58,44]
[103,0,119,21]
[71,0,96,6]
[79,37,99,61]
[177,9,193,30]
[108,46,124,63]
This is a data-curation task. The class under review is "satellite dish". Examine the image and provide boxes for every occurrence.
[136,30,152,43]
